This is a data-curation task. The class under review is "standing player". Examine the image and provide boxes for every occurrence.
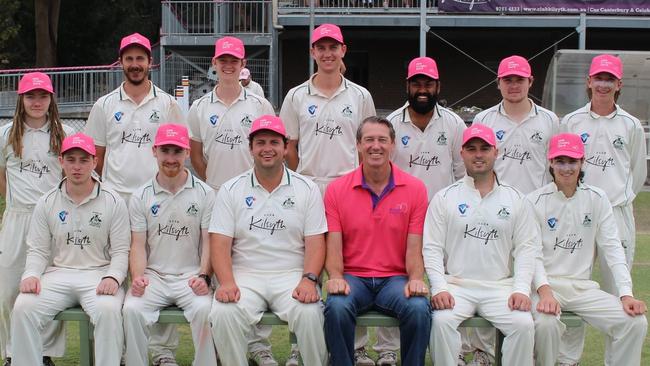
[0,72,72,366]
[84,32,184,366]
[559,54,647,365]
[529,133,647,366]
[10,133,130,366]
[239,68,266,98]
[209,115,329,366]
[122,124,217,366]
[387,56,466,200]
[424,124,541,366]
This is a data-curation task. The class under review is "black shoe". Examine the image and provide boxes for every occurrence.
[42,356,55,366]
[3,357,11,366]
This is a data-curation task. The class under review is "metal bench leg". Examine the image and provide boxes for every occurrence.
[79,319,93,366]
[493,328,504,366]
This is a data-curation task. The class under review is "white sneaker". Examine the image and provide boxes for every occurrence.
[250,349,279,366]
[285,349,301,366]
[376,351,397,366]
[558,363,579,366]
[457,353,467,366]
[468,350,493,366]
[152,357,179,366]
[354,348,376,366]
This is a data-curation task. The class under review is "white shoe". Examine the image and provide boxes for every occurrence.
[468,350,493,366]
[152,357,179,366]
[285,349,300,366]
[457,353,467,366]
[250,349,279,366]
[354,348,376,366]
[558,363,579,366]
[376,351,397,366]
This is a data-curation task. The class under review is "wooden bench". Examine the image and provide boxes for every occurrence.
[55,307,583,366]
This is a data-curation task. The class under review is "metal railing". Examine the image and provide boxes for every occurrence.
[0,65,160,115]
[161,0,272,35]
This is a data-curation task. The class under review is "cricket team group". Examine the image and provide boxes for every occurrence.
[0,22,647,366]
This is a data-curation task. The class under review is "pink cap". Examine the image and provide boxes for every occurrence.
[311,23,344,45]
[154,123,190,149]
[214,36,245,59]
[548,133,584,159]
[249,115,287,138]
[239,68,251,80]
[463,123,496,147]
[589,54,623,79]
[18,72,54,94]
[407,57,439,80]
[119,33,151,56]
[497,55,531,78]
[61,133,96,156]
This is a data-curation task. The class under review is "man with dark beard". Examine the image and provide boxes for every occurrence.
[387,56,466,200]
[84,33,185,366]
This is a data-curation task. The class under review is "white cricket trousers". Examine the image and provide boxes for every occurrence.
[430,280,534,366]
[534,278,647,366]
[210,271,328,366]
[123,271,217,366]
[11,267,125,366]
[0,207,65,359]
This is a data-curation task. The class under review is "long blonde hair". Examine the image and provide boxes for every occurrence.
[8,93,66,159]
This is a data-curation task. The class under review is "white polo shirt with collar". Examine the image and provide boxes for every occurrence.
[387,103,466,200]
[473,100,560,194]
[280,74,376,180]
[187,87,274,190]
[84,81,184,197]
[209,167,327,274]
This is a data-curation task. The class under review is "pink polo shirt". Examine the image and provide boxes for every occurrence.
[325,163,428,277]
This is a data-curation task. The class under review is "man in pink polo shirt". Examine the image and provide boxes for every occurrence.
[323,116,431,366]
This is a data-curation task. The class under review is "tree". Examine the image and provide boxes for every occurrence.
[0,0,21,67]
[34,0,60,67]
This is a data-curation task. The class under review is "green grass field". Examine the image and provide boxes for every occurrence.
[2,194,650,365]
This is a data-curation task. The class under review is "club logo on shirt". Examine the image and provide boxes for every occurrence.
[547,217,557,230]
[586,152,615,171]
[401,135,410,146]
[308,104,317,115]
[496,130,505,141]
[240,115,253,128]
[186,203,199,216]
[121,129,152,147]
[209,115,219,126]
[315,121,343,139]
[149,110,161,123]
[245,196,255,208]
[553,235,583,253]
[458,203,469,215]
[580,132,589,144]
[502,146,531,165]
[463,223,499,245]
[158,222,190,240]
[389,203,408,214]
[215,131,243,149]
[341,105,353,117]
[497,207,510,219]
[151,203,161,216]
[612,136,625,150]
[582,213,592,227]
[114,111,124,123]
[437,132,447,146]
[66,231,91,249]
[282,197,295,209]
[530,131,543,144]
[58,210,68,223]
[249,214,286,235]
[19,160,51,178]
[89,212,102,228]
[409,153,440,170]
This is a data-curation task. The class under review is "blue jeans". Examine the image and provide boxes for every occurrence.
[324,274,431,366]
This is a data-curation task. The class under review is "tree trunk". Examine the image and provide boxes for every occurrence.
[35,0,61,67]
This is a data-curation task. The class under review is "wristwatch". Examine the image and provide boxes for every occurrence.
[302,272,319,283]
[198,273,212,287]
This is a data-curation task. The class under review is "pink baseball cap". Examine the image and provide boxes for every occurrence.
[239,68,251,80]
[249,115,287,138]
[119,32,152,56]
[311,23,344,45]
[497,55,531,78]
[18,72,54,95]
[61,133,96,156]
[214,36,245,59]
[463,123,496,147]
[154,123,190,149]
[589,54,623,79]
[548,133,584,159]
[407,57,439,80]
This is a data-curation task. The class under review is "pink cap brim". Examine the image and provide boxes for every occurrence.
[154,140,190,149]
[549,150,584,159]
